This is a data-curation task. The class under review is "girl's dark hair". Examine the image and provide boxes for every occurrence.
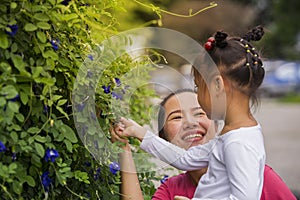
[197,25,265,106]
[157,88,195,140]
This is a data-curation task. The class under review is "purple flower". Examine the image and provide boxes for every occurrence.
[160,175,169,184]
[41,171,52,192]
[43,104,49,114]
[91,111,97,120]
[114,78,121,87]
[111,92,122,100]
[87,69,93,78]
[109,162,120,175]
[50,39,60,51]
[0,141,6,152]
[102,85,111,94]
[44,148,59,162]
[6,24,18,36]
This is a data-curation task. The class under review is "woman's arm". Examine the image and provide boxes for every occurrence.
[110,126,144,200]
[119,144,144,200]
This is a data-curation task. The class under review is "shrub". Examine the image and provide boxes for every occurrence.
[0,0,157,199]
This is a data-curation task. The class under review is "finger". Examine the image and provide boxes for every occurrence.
[119,117,134,127]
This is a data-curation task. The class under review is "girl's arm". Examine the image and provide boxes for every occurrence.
[140,131,211,171]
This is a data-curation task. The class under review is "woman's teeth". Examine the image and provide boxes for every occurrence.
[184,134,203,140]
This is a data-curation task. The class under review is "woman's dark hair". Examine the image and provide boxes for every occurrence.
[195,25,265,106]
[157,88,196,140]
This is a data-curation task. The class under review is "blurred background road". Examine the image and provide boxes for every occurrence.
[255,99,300,194]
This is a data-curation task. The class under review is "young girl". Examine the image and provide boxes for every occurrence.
[116,26,266,200]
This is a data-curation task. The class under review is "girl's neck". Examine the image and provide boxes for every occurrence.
[221,93,257,134]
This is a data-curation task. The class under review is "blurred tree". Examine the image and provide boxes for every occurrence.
[260,0,300,60]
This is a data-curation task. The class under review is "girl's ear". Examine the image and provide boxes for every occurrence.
[214,75,225,94]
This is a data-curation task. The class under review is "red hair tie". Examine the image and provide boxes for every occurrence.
[204,37,215,51]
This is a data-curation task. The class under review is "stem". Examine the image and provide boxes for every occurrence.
[65,185,89,200]
[0,184,14,200]
[133,0,217,18]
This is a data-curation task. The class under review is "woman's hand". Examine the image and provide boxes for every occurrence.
[174,195,190,200]
[115,117,147,142]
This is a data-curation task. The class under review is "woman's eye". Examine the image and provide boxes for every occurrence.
[195,112,206,116]
[171,116,182,120]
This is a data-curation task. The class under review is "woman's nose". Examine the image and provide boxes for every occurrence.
[183,116,199,130]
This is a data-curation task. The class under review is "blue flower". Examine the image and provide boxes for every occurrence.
[94,167,101,180]
[41,171,52,192]
[61,0,71,5]
[43,104,49,114]
[109,162,120,175]
[102,85,111,94]
[88,55,94,61]
[0,141,6,152]
[8,94,19,102]
[50,39,60,51]
[111,92,122,100]
[6,24,18,36]
[44,148,59,162]
[12,152,17,161]
[160,175,169,184]
[76,103,85,112]
[87,69,93,78]
[114,78,121,87]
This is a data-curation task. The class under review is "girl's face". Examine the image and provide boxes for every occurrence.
[162,92,215,150]
[194,75,212,119]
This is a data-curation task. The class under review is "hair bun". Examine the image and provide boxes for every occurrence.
[242,25,264,42]
[214,31,228,48]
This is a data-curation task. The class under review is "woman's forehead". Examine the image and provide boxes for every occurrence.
[164,92,200,112]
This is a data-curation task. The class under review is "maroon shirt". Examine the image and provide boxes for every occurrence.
[152,165,296,200]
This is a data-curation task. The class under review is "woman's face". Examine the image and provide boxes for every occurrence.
[162,92,215,150]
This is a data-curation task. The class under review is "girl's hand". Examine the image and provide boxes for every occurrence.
[110,125,130,150]
[174,196,190,200]
[115,117,147,142]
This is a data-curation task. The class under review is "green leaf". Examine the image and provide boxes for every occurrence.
[11,54,28,75]
[24,23,37,32]
[10,131,18,143]
[33,13,50,22]
[43,50,58,60]
[0,85,18,99]
[35,135,47,143]
[34,142,45,158]
[57,99,67,106]
[61,124,78,143]
[7,101,19,113]
[24,175,36,187]
[64,139,73,152]
[36,31,47,43]
[20,91,29,105]
[10,2,17,9]
[8,163,17,174]
[0,97,6,106]
[27,127,40,134]
[12,181,23,195]
[0,31,9,49]
[36,22,51,30]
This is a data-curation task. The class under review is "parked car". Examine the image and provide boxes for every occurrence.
[259,60,300,97]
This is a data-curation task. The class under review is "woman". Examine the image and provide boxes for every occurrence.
[111,89,296,200]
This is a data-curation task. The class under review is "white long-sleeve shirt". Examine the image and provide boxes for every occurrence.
[141,125,265,200]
